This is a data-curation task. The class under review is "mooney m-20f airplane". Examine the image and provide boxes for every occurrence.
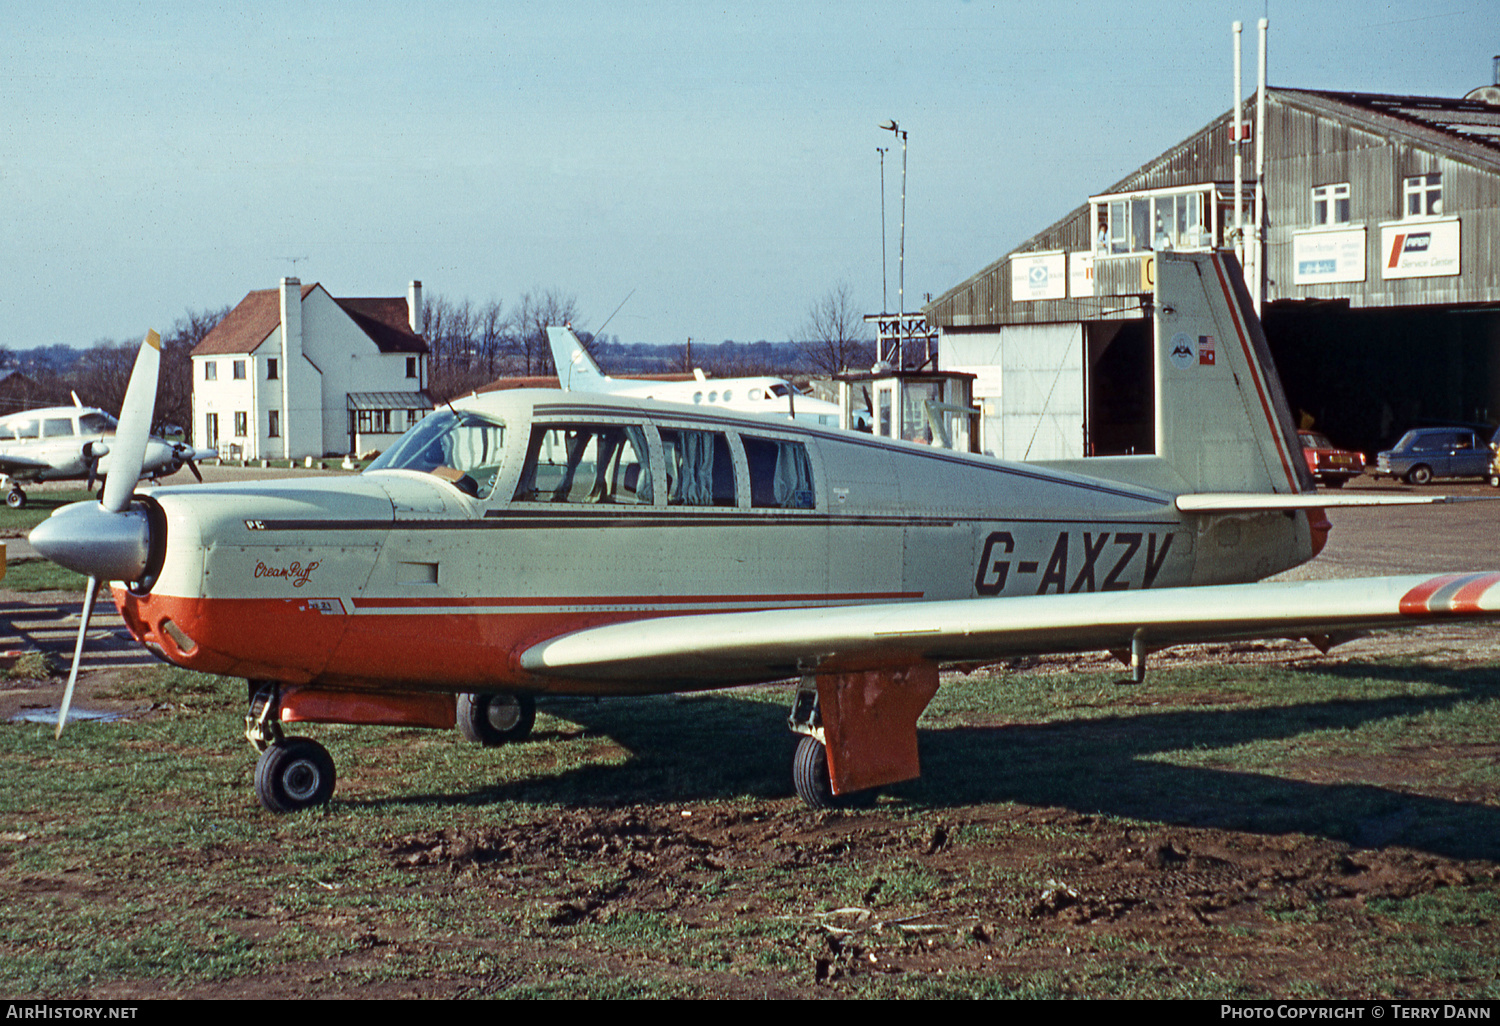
[30,252,1500,813]
[0,394,213,507]
[548,323,863,428]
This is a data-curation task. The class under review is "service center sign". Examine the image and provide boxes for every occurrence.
[1011,252,1067,301]
[1380,218,1460,279]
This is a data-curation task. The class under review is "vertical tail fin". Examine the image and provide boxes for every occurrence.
[547,326,612,391]
[1153,251,1313,494]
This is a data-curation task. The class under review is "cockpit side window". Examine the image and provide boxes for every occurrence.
[41,418,75,438]
[742,436,816,509]
[366,409,507,499]
[658,428,735,507]
[513,424,653,505]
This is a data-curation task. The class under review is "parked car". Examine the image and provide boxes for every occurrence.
[1376,427,1496,484]
[1298,431,1365,488]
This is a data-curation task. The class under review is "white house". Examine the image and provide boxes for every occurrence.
[192,278,432,460]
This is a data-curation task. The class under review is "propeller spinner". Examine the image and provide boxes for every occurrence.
[29,330,162,737]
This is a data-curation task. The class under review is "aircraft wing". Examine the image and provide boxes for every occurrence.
[0,453,57,476]
[519,572,1500,687]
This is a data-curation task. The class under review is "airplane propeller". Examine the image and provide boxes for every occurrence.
[80,440,109,492]
[31,330,161,737]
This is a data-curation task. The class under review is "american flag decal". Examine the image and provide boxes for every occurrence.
[1398,573,1500,616]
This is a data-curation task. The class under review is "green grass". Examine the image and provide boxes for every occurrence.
[2,557,88,592]
[0,489,96,533]
[2,658,1499,997]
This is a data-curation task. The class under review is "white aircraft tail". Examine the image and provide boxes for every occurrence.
[1047,250,1312,497]
[1152,250,1312,495]
[547,326,613,391]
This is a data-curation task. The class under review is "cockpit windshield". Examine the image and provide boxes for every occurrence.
[78,412,118,434]
[366,410,507,499]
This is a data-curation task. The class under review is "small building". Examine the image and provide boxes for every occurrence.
[192,278,432,460]
[926,79,1500,460]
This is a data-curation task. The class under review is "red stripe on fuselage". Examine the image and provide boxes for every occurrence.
[350,590,921,609]
[1208,253,1300,492]
[113,588,921,692]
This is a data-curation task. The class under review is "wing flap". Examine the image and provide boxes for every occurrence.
[519,572,1500,687]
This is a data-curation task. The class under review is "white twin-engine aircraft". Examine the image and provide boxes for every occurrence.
[547,322,858,428]
[0,395,214,508]
[30,252,1497,814]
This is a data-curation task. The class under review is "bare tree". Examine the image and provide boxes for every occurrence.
[161,306,228,439]
[509,288,579,376]
[796,282,873,375]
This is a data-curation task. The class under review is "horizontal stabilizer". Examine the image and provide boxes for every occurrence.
[1176,492,1479,512]
[520,572,1500,688]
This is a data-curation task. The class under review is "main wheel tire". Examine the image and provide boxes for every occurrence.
[6,488,25,509]
[792,735,876,810]
[254,737,336,813]
[1407,465,1433,485]
[457,692,536,746]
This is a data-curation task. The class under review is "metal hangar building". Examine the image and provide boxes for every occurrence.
[924,73,1500,462]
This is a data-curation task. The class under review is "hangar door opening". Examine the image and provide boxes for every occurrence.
[943,323,1084,461]
[1084,319,1154,457]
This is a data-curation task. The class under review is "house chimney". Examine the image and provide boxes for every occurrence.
[408,280,423,333]
[279,277,301,459]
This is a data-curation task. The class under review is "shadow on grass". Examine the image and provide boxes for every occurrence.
[346,662,1500,860]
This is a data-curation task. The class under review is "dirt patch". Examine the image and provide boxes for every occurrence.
[359,801,1497,997]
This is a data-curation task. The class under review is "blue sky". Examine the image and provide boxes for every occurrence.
[3,1,1494,348]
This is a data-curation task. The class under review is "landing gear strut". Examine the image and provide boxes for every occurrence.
[245,680,337,813]
[787,682,876,810]
[457,692,536,746]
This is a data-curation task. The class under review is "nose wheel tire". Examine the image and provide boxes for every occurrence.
[792,735,876,810]
[457,692,536,746]
[254,737,336,813]
[5,487,25,509]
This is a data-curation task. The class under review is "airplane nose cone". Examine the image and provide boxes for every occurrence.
[29,501,153,582]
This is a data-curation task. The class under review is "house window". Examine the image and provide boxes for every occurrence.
[1404,174,1442,217]
[268,410,280,438]
[233,360,246,380]
[234,411,248,437]
[406,356,417,379]
[1312,183,1350,225]
[267,358,278,380]
[204,362,217,381]
[205,413,219,447]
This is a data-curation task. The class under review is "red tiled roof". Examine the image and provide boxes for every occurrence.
[190,284,427,357]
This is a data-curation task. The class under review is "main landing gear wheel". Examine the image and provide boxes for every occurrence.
[457,692,536,746]
[792,735,876,810]
[254,737,337,813]
[5,487,25,509]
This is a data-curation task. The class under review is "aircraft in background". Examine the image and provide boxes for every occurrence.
[30,253,1497,815]
[547,324,867,429]
[0,390,215,508]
